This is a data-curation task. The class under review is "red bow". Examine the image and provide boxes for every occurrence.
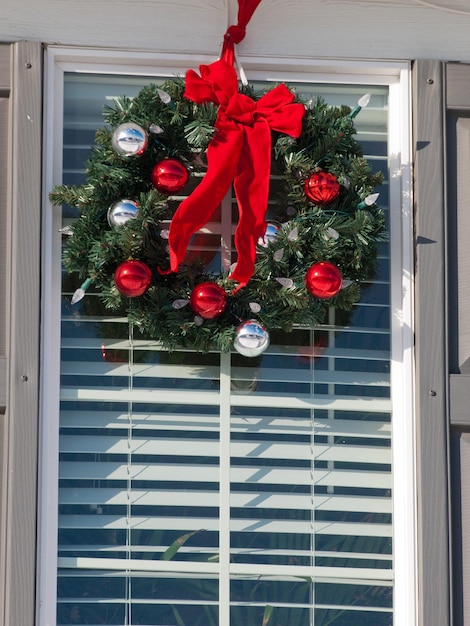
[165,59,305,289]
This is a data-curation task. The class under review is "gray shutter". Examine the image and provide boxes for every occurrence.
[0,45,9,410]
[446,62,470,626]
[414,60,470,626]
[413,60,451,626]
[0,42,10,624]
[0,41,42,626]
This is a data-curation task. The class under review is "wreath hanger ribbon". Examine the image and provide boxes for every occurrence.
[164,0,306,289]
[220,0,263,65]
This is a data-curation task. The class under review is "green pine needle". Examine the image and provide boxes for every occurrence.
[51,79,386,353]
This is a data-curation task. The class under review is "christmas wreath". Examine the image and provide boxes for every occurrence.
[50,5,385,357]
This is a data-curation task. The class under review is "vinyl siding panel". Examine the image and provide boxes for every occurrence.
[2,0,470,62]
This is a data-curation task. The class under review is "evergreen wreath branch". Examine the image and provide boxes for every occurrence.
[51,79,386,354]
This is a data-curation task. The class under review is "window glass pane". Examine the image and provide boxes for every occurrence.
[57,72,392,625]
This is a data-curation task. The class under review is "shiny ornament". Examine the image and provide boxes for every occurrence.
[304,171,340,205]
[189,282,227,319]
[257,222,280,247]
[114,260,152,297]
[234,320,270,358]
[305,261,343,299]
[107,199,139,228]
[111,122,147,157]
[151,158,189,194]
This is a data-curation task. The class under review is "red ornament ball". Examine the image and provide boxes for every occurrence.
[190,282,227,319]
[151,158,189,194]
[114,260,152,297]
[305,261,343,299]
[304,171,340,205]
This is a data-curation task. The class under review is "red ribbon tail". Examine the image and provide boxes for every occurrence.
[231,281,248,295]
[229,121,271,286]
[167,129,243,273]
[236,0,263,30]
[157,267,173,276]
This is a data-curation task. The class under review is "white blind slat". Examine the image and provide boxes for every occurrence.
[59,515,392,536]
[57,557,393,584]
[61,337,391,360]
[60,411,391,438]
[59,387,392,412]
[58,545,392,563]
[59,435,390,464]
[59,488,391,513]
[59,462,392,489]
[61,361,390,387]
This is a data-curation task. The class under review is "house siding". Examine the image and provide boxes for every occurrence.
[1,0,470,62]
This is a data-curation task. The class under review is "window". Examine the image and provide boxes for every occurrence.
[40,49,414,626]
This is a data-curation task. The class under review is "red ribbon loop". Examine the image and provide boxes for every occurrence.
[165,59,305,289]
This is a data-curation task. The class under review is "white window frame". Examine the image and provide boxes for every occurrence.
[39,46,414,626]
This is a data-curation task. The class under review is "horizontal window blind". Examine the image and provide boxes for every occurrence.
[57,73,393,626]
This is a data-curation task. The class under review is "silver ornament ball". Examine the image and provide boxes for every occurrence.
[107,199,140,228]
[112,122,147,157]
[234,319,270,358]
[258,222,281,247]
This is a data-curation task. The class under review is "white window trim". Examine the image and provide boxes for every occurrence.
[39,46,414,626]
